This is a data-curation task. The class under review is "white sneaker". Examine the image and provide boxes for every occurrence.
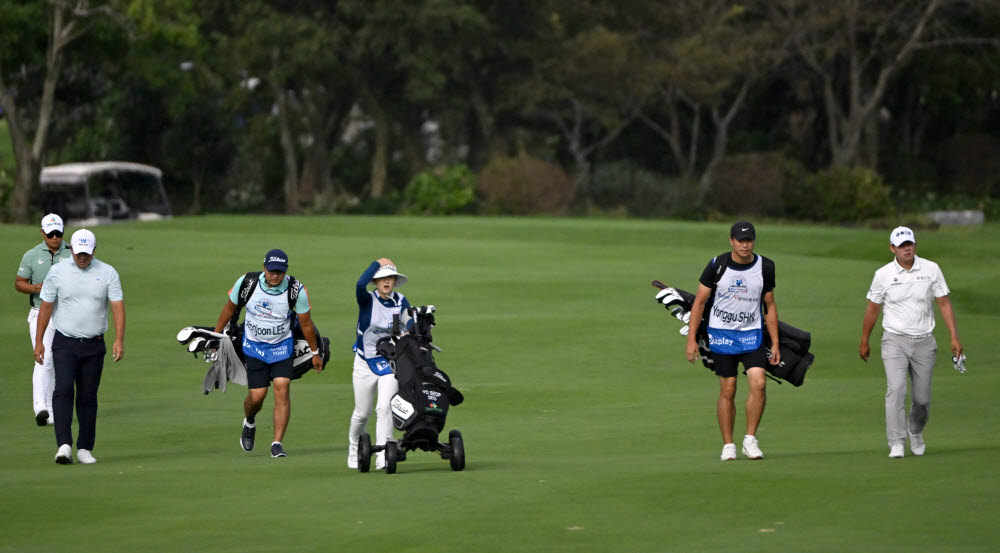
[908,432,925,456]
[375,451,386,470]
[55,444,72,464]
[742,435,764,460]
[889,444,905,458]
[347,444,358,469]
[77,449,97,464]
[720,443,737,461]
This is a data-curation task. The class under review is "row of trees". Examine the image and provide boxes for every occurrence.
[2,0,999,222]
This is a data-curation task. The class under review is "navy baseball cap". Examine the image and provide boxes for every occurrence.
[263,249,289,272]
[730,221,756,241]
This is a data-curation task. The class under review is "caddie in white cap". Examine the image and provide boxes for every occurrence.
[347,257,411,470]
[860,226,963,459]
[15,213,73,426]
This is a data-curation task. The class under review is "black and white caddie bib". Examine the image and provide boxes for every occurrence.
[708,256,764,354]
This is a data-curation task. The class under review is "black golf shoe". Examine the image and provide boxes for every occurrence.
[270,442,287,458]
[241,419,255,452]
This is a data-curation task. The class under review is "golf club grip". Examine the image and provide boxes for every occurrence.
[651,280,668,290]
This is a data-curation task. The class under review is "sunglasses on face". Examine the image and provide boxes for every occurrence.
[45,230,63,239]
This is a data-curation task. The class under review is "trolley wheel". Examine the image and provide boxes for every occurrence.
[385,441,399,474]
[449,429,465,472]
[358,433,372,473]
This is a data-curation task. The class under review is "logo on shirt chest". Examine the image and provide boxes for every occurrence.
[728,278,748,293]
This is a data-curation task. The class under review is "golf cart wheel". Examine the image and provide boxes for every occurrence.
[385,441,398,474]
[358,433,372,473]
[449,429,465,472]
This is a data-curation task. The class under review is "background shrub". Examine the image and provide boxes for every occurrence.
[785,165,893,222]
[477,155,575,215]
[403,164,477,215]
[584,161,705,219]
[711,152,805,217]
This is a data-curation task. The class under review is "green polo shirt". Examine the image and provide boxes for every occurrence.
[17,241,73,308]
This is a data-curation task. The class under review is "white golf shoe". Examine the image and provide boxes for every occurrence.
[77,449,97,464]
[347,444,358,469]
[55,444,72,465]
[375,451,386,470]
[720,443,737,461]
[742,435,764,460]
[889,444,905,458]
[908,432,925,456]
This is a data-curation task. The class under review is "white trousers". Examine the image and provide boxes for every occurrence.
[28,308,56,415]
[348,354,398,447]
[881,332,936,447]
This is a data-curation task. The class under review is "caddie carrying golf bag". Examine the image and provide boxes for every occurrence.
[177,312,330,394]
[355,305,465,474]
[652,280,814,386]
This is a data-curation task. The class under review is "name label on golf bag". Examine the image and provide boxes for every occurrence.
[391,394,416,426]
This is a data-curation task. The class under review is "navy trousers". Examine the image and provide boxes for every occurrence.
[51,332,106,450]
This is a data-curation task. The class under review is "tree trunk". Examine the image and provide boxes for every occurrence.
[467,84,495,171]
[274,88,301,213]
[366,91,389,199]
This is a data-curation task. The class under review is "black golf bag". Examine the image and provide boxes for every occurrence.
[177,315,330,393]
[379,311,464,441]
[357,305,465,473]
[653,282,814,386]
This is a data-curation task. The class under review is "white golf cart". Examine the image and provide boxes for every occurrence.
[39,161,172,225]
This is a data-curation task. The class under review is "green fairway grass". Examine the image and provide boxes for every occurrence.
[1,216,997,552]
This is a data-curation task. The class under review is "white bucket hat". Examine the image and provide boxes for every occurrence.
[371,264,407,287]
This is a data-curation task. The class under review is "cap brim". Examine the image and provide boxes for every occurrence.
[264,264,288,272]
[72,245,95,254]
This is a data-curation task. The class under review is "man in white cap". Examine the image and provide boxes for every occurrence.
[860,226,963,458]
[15,214,73,426]
[35,229,125,464]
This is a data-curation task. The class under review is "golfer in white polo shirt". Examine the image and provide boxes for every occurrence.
[859,226,963,458]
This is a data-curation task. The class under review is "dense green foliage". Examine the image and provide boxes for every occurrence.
[404,164,477,215]
[1,1,998,221]
[1,216,998,552]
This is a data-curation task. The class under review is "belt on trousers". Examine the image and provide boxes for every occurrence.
[57,332,103,343]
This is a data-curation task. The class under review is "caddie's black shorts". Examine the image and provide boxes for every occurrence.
[245,356,294,389]
[711,345,769,378]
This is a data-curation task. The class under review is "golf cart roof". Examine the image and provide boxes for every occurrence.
[40,162,162,185]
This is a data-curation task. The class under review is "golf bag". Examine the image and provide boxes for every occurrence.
[354,305,465,473]
[377,306,464,444]
[653,282,814,386]
[177,315,331,394]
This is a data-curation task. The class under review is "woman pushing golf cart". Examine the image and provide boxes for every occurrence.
[347,258,411,470]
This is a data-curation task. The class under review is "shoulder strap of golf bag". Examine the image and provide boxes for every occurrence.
[236,272,262,310]
[711,252,730,287]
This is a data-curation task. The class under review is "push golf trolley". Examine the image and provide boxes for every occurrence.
[357,305,465,474]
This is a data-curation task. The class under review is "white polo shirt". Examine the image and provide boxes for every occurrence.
[866,255,949,336]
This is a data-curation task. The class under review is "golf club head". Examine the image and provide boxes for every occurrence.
[177,326,197,344]
[188,336,207,353]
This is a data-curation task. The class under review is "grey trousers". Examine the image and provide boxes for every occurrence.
[881,332,936,447]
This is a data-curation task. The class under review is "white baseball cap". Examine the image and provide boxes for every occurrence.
[41,213,64,234]
[71,229,97,254]
[889,226,916,247]
[371,264,407,287]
